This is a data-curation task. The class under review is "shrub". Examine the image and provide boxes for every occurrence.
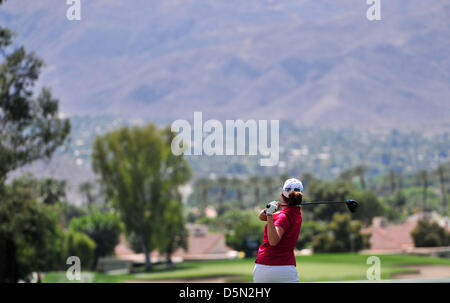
[307,181,355,221]
[69,211,122,266]
[64,231,96,270]
[295,221,324,250]
[411,219,449,247]
[225,214,265,258]
[0,177,65,282]
[348,190,384,226]
[312,213,371,253]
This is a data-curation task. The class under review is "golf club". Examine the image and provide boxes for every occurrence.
[268,200,358,213]
[301,200,359,213]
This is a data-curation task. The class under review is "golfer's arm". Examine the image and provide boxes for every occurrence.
[258,209,267,221]
[266,216,284,246]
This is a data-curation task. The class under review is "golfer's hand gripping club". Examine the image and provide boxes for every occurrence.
[265,201,280,215]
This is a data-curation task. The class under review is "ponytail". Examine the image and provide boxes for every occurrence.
[282,191,303,206]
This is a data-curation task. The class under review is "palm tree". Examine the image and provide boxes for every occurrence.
[433,163,448,214]
[353,165,368,190]
[279,173,289,184]
[248,175,261,207]
[195,178,211,217]
[397,171,404,190]
[380,169,398,195]
[79,181,95,212]
[41,178,67,205]
[339,168,354,184]
[231,177,244,203]
[216,176,229,216]
[415,170,429,212]
[388,170,397,194]
[263,176,275,199]
[301,172,317,190]
[231,176,244,202]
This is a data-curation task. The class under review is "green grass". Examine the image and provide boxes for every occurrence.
[43,254,450,283]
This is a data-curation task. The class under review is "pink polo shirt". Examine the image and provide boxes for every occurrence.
[255,206,302,266]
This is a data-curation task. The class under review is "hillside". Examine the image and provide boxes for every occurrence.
[9,116,449,205]
[1,0,449,130]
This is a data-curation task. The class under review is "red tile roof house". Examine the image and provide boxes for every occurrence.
[361,217,416,254]
[361,213,450,256]
[171,224,236,260]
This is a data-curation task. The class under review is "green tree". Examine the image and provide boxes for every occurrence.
[339,168,354,184]
[300,172,318,190]
[348,190,384,226]
[156,127,192,262]
[64,231,96,270]
[195,178,212,217]
[0,177,64,282]
[415,170,429,212]
[387,170,398,194]
[126,232,145,254]
[353,165,368,190]
[0,28,70,186]
[263,176,275,200]
[0,17,70,282]
[401,186,440,214]
[225,214,265,258]
[215,209,256,231]
[411,219,449,247]
[40,178,67,205]
[79,181,96,212]
[92,124,191,271]
[216,176,229,216]
[384,190,407,222]
[307,180,354,222]
[248,175,261,207]
[312,213,371,253]
[58,202,87,228]
[230,176,244,202]
[69,211,122,267]
[295,221,324,250]
[157,199,188,265]
[391,190,407,210]
[433,162,448,214]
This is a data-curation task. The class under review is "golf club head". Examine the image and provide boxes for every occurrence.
[345,200,358,213]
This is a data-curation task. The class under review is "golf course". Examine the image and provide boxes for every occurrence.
[2,1,450,292]
[42,254,450,283]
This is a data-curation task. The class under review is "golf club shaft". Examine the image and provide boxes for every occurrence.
[280,201,348,208]
[301,201,349,206]
[278,200,358,212]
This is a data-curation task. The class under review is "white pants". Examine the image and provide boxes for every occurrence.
[253,264,299,283]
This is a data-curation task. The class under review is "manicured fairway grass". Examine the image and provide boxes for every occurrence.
[43,254,450,283]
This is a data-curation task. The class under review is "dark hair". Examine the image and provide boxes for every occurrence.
[282,191,303,206]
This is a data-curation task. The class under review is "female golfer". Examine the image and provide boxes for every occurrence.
[253,178,303,283]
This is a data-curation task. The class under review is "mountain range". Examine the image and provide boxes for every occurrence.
[1,0,449,131]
